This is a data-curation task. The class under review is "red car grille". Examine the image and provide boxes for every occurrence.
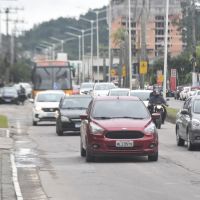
[105,131,144,139]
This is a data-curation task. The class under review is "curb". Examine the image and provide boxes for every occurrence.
[0,129,23,200]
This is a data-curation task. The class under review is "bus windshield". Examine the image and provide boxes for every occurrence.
[33,67,72,90]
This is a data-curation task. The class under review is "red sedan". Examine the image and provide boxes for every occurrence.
[80,96,158,162]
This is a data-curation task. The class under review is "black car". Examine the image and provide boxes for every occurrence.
[0,86,19,104]
[176,96,200,150]
[56,95,92,136]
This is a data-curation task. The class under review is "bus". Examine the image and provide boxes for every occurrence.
[32,60,73,98]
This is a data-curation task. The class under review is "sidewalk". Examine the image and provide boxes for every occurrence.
[0,129,16,200]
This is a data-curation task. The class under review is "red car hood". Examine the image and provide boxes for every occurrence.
[93,118,151,131]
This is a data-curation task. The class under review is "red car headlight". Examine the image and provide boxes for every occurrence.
[144,122,157,135]
[89,122,104,135]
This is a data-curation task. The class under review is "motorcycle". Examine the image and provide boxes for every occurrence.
[18,93,27,105]
[148,103,167,129]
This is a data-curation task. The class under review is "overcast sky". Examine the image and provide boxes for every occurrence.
[1,0,108,33]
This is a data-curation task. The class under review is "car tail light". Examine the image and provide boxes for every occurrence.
[144,122,157,135]
[89,122,104,135]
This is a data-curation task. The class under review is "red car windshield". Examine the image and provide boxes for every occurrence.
[92,100,150,119]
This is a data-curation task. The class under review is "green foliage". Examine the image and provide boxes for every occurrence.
[0,115,8,128]
[151,52,192,85]
[11,59,32,82]
[18,7,108,60]
[112,27,126,47]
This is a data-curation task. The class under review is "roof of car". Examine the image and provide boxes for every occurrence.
[36,90,65,95]
[63,94,92,98]
[130,89,152,93]
[93,96,140,101]
[109,88,130,91]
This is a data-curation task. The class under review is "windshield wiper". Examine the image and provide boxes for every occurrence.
[94,117,112,120]
[111,116,145,119]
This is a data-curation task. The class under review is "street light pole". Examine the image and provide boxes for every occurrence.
[108,0,112,82]
[128,0,132,89]
[91,20,94,81]
[65,32,81,60]
[82,30,85,82]
[96,11,100,82]
[79,17,95,81]
[163,0,169,100]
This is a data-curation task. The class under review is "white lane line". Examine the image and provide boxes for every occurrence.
[16,121,21,134]
[10,154,24,200]
[6,129,10,138]
[7,128,24,200]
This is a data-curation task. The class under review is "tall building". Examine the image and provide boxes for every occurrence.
[111,0,184,61]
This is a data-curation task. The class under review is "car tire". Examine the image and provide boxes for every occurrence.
[176,127,184,146]
[80,140,86,157]
[56,121,64,136]
[33,121,37,126]
[187,133,194,151]
[86,148,95,162]
[56,128,63,136]
[148,152,158,161]
[156,117,162,129]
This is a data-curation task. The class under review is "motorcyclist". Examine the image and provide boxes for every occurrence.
[148,89,168,123]
[18,85,26,105]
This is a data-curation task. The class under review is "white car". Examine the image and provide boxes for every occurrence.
[192,90,200,97]
[108,88,130,96]
[91,82,116,97]
[32,90,65,126]
[79,82,94,95]
[129,89,152,107]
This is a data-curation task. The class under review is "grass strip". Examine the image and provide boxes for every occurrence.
[0,115,8,128]
[166,107,179,123]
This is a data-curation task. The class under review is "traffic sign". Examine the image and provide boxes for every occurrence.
[111,69,116,77]
[139,61,148,74]
[122,65,126,77]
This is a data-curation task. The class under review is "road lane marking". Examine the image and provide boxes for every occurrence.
[11,154,24,200]
[7,128,24,200]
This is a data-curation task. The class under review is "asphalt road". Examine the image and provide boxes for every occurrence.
[1,102,200,200]
[167,97,184,110]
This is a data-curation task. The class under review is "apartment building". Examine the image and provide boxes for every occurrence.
[111,0,184,60]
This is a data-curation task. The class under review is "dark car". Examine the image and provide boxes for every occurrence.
[56,95,92,136]
[80,96,158,162]
[0,86,19,104]
[176,96,200,150]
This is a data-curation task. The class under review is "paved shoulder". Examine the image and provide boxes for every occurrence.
[0,129,16,200]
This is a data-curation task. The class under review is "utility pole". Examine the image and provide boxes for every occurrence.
[4,6,23,83]
[140,0,147,89]
[5,7,10,83]
[163,0,169,99]
[192,0,197,86]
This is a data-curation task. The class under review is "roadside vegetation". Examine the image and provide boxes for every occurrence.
[0,115,8,128]
[166,107,179,124]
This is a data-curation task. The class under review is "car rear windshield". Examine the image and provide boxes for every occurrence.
[37,93,64,102]
[81,83,94,89]
[92,100,149,119]
[193,100,200,113]
[95,84,115,90]
[109,90,129,96]
[130,91,151,101]
[61,97,91,109]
